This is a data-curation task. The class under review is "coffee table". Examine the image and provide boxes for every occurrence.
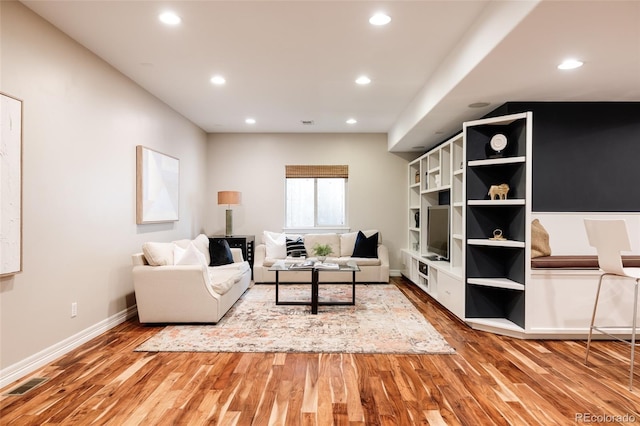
[269,261,360,314]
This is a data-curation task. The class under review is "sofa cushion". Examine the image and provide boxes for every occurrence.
[340,230,379,256]
[304,233,340,258]
[209,239,234,266]
[142,242,174,266]
[174,242,208,266]
[209,269,243,295]
[352,231,379,258]
[286,237,307,257]
[264,231,287,259]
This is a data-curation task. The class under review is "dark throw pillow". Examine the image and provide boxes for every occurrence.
[286,237,307,257]
[352,231,379,258]
[209,239,234,266]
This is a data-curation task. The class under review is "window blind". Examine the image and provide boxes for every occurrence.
[285,165,348,178]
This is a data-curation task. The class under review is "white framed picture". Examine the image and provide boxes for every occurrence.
[0,92,23,276]
[136,145,179,224]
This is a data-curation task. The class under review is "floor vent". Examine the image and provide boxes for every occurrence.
[5,378,48,396]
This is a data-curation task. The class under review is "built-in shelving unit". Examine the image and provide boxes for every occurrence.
[402,133,465,320]
[463,112,532,331]
[404,103,640,339]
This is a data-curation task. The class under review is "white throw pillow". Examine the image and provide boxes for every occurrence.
[142,242,174,266]
[192,234,211,265]
[174,242,207,266]
[264,231,287,259]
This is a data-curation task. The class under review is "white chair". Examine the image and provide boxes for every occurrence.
[584,219,640,390]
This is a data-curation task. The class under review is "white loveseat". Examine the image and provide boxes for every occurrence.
[254,230,389,283]
[132,234,251,323]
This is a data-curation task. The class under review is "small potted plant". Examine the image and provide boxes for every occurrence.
[312,243,333,262]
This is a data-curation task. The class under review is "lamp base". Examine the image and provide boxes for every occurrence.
[225,209,233,236]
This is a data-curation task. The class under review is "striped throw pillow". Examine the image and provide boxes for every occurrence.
[286,237,307,257]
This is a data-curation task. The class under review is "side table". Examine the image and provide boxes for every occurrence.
[209,235,255,278]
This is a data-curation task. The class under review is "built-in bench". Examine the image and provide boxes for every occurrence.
[529,254,640,339]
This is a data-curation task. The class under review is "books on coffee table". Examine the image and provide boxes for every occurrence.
[289,260,339,270]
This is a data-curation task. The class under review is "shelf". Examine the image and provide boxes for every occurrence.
[468,156,526,167]
[466,317,525,333]
[452,233,464,240]
[409,227,420,232]
[453,168,464,176]
[410,205,420,210]
[410,182,420,188]
[422,184,451,194]
[467,239,525,248]
[468,277,525,291]
[467,199,525,206]
[453,202,464,207]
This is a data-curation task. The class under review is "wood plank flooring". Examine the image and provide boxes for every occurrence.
[2,277,640,425]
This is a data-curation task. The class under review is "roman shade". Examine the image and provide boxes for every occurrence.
[285,165,348,178]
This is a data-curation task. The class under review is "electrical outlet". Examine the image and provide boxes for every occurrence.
[71,302,77,318]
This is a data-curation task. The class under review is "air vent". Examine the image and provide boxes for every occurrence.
[5,378,48,396]
[301,120,315,126]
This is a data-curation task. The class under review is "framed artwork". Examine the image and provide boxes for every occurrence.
[136,145,179,224]
[0,92,23,276]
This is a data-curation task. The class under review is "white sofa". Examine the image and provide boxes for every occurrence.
[253,230,389,283]
[132,234,251,323]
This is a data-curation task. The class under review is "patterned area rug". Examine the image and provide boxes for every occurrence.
[135,284,455,354]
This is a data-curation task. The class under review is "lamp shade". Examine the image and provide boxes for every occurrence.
[217,191,241,206]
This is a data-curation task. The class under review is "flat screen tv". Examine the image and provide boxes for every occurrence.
[427,205,450,261]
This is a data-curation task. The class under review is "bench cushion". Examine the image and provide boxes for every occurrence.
[532,255,640,269]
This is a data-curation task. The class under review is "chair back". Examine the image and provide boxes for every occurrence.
[584,219,631,275]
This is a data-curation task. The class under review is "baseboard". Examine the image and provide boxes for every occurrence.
[390,269,401,277]
[0,305,137,389]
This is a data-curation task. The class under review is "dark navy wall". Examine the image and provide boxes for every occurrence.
[487,102,640,212]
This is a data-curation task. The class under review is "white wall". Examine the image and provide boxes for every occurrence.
[0,2,207,374]
[205,133,408,270]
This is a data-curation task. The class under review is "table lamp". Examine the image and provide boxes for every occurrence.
[218,191,241,236]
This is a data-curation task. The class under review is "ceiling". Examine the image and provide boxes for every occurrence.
[21,1,640,153]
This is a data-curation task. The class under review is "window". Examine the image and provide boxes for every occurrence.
[285,165,348,229]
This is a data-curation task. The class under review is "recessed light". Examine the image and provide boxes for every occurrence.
[210,75,226,85]
[468,102,490,108]
[369,13,391,26]
[412,145,425,150]
[346,118,357,124]
[355,76,371,85]
[245,118,256,125]
[558,59,584,70]
[159,11,181,26]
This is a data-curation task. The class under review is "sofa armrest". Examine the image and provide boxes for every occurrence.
[377,244,389,265]
[230,247,244,263]
[255,244,266,266]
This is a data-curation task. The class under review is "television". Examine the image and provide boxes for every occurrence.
[426,205,450,261]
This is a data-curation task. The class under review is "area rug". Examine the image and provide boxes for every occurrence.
[135,284,455,354]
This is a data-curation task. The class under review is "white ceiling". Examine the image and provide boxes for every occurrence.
[21,0,640,153]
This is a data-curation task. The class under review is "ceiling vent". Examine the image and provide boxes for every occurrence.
[301,120,315,126]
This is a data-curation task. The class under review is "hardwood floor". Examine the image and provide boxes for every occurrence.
[2,277,640,425]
